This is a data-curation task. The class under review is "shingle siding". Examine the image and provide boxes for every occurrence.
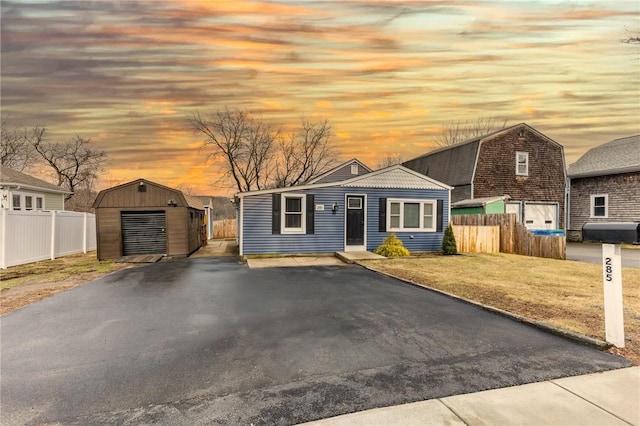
[241,187,449,254]
[473,127,566,228]
[567,171,640,241]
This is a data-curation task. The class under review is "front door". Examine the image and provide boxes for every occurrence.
[346,195,365,250]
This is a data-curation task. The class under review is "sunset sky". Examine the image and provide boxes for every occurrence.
[2,0,639,196]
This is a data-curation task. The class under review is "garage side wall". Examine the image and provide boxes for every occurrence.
[95,208,123,260]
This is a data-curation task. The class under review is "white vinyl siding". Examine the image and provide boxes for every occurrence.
[387,199,437,232]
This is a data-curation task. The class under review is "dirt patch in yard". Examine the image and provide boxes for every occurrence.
[1,253,134,315]
[362,253,640,365]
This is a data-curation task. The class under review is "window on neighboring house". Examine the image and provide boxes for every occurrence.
[36,197,44,209]
[516,151,529,176]
[25,195,33,210]
[591,194,608,218]
[282,194,305,233]
[351,163,359,175]
[12,194,21,210]
[387,199,436,232]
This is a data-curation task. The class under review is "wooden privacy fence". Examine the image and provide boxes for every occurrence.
[213,219,236,239]
[451,213,566,260]
[452,225,500,254]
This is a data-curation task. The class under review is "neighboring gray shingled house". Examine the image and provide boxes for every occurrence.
[403,123,566,230]
[567,135,640,242]
[0,165,71,211]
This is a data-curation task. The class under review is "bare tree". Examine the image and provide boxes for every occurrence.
[189,108,276,192]
[274,118,335,188]
[621,29,640,44]
[436,117,508,147]
[32,135,107,201]
[377,153,403,169]
[190,108,336,192]
[0,118,43,171]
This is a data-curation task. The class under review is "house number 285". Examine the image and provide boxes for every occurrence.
[605,257,613,281]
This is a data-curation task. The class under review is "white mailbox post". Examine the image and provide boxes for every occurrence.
[582,222,640,348]
[601,243,624,348]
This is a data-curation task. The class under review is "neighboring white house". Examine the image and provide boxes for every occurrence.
[0,165,71,211]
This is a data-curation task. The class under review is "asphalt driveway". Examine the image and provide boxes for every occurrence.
[0,258,631,425]
[567,242,640,268]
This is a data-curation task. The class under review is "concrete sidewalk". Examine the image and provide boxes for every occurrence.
[300,366,639,426]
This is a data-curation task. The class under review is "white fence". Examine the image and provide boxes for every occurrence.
[0,209,97,269]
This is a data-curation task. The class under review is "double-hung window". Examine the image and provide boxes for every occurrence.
[282,194,306,234]
[387,199,436,232]
[25,196,33,210]
[36,197,44,210]
[12,194,21,210]
[516,151,529,176]
[590,194,608,218]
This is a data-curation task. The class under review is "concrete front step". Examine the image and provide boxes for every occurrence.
[335,251,385,263]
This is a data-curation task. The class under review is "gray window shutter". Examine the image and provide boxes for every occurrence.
[306,195,315,234]
[272,193,281,234]
[436,199,444,232]
[379,198,387,232]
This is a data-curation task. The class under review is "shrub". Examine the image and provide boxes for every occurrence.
[441,223,458,255]
[374,233,410,257]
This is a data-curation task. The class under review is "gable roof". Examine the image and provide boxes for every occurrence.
[0,165,71,194]
[568,135,640,178]
[307,158,372,184]
[402,123,561,186]
[92,178,204,210]
[238,164,451,198]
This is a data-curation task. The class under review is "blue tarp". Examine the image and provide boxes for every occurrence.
[530,229,565,237]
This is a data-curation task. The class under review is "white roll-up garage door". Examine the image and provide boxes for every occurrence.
[524,203,557,230]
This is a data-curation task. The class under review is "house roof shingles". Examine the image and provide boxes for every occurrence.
[0,165,71,194]
[568,135,640,178]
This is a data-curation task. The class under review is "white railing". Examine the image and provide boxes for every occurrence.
[0,209,97,269]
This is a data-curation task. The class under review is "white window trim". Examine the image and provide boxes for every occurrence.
[350,163,359,175]
[590,194,608,218]
[516,151,529,176]
[387,198,437,232]
[281,193,306,234]
[11,191,46,211]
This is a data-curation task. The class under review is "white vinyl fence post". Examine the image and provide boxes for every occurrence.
[83,212,88,253]
[50,210,57,260]
[1,209,7,269]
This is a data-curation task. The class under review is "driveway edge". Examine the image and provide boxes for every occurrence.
[357,262,612,351]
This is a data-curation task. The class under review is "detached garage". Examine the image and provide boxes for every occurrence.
[93,179,205,260]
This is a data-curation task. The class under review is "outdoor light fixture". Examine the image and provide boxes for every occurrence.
[332,203,339,212]
[138,181,146,192]
[167,199,177,207]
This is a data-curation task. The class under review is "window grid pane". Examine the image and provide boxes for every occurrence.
[285,197,302,213]
[36,198,43,209]
[390,216,400,228]
[25,196,33,210]
[13,195,20,210]
[285,213,302,228]
[404,203,420,228]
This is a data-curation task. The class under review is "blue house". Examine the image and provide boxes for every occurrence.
[237,165,452,256]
